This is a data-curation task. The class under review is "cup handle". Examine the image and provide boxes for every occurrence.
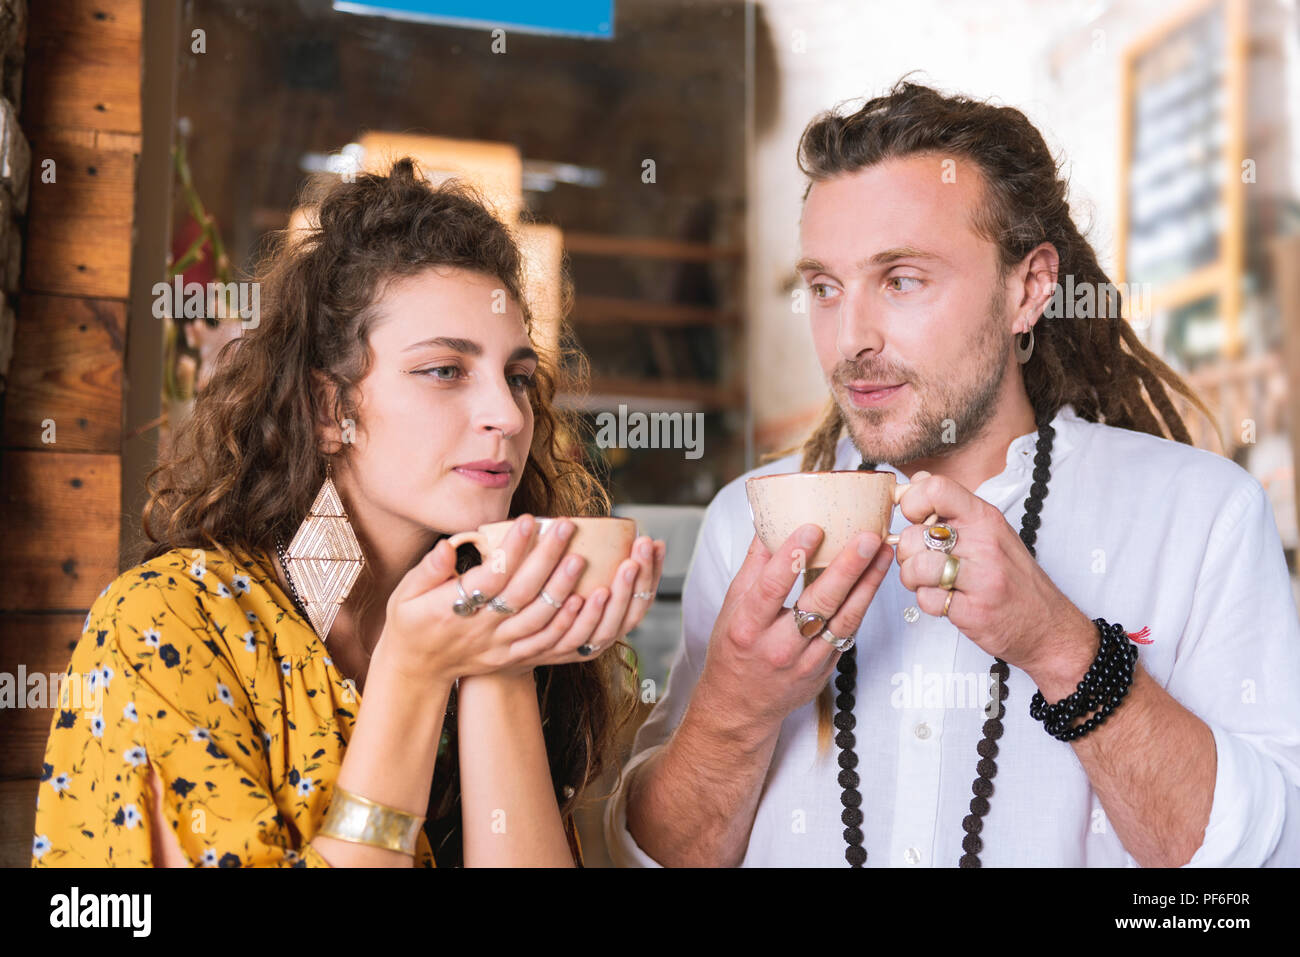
[445,530,488,558]
[885,481,939,546]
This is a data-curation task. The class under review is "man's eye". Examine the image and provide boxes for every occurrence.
[810,283,835,299]
[887,276,922,292]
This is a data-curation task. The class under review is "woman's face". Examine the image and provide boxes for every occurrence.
[335,266,538,541]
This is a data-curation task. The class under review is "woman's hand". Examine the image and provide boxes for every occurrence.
[377,515,665,683]
[504,531,666,674]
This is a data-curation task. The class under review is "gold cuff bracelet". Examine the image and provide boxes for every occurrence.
[317,784,424,856]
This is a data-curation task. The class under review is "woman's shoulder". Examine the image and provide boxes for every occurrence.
[86,547,263,628]
[76,545,298,674]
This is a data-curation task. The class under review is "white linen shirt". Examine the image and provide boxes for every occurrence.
[604,404,1300,866]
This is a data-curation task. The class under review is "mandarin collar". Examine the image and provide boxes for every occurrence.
[834,404,1082,512]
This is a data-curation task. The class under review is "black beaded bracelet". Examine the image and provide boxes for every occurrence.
[1032,621,1134,738]
[1030,618,1139,742]
[1032,620,1127,727]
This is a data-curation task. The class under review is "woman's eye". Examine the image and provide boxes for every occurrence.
[887,276,922,292]
[508,372,535,392]
[418,366,460,381]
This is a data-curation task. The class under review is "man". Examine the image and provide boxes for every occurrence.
[604,81,1300,867]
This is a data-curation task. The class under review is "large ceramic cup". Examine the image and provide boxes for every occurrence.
[446,516,637,598]
[745,470,935,569]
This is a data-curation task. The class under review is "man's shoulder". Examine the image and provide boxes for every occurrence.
[1070,413,1262,509]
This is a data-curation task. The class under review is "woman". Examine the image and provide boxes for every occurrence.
[31,158,665,867]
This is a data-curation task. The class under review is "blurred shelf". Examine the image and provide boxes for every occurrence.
[564,232,741,261]
[559,376,742,411]
[570,295,738,326]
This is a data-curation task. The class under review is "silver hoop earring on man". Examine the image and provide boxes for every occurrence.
[1014,327,1035,364]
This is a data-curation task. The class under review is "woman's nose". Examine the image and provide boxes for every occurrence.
[474,377,527,437]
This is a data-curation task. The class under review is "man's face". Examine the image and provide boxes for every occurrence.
[797,153,1016,466]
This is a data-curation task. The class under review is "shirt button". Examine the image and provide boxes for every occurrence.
[903,606,920,623]
[914,722,931,740]
[904,847,922,865]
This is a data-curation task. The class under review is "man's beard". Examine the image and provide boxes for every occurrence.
[835,295,1011,468]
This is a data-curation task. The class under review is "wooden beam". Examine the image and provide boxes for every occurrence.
[1116,15,1133,288]
[2,294,125,452]
[1122,0,1220,62]
[1271,234,1300,546]
[1221,0,1247,359]
[1146,262,1225,315]
[0,451,121,611]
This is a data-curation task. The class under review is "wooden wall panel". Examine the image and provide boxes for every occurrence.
[21,137,136,298]
[0,451,121,611]
[0,778,40,867]
[0,0,142,869]
[0,615,83,781]
[22,0,143,134]
[2,294,125,451]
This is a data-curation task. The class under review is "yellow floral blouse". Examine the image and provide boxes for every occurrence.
[31,546,582,867]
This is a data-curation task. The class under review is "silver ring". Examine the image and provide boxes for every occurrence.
[540,590,563,608]
[577,643,597,657]
[633,590,655,601]
[922,523,957,553]
[790,605,829,640]
[488,595,518,615]
[819,628,854,652]
[453,575,480,617]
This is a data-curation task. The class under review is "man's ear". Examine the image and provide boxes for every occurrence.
[1013,241,1060,333]
[309,369,345,454]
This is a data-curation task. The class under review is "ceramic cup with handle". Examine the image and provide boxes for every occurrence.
[445,516,637,599]
[745,469,938,570]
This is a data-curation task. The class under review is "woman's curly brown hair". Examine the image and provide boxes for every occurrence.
[141,157,637,864]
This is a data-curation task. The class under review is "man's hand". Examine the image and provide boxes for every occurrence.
[695,524,894,739]
[891,470,1095,682]
[623,522,893,867]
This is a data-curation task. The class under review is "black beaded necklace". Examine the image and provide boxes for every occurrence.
[273,535,312,626]
[836,415,1056,867]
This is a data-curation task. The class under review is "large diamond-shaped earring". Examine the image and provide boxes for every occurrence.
[282,462,365,642]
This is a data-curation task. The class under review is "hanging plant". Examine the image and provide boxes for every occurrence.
[153,119,241,447]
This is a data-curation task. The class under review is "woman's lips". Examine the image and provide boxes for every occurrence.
[847,383,906,407]
[453,467,511,489]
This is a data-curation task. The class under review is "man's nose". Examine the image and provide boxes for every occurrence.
[836,289,886,362]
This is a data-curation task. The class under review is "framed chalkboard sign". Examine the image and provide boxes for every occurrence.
[1116,0,1247,362]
